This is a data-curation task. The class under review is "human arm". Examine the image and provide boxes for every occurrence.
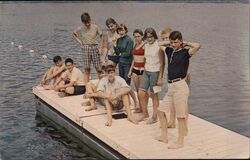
[72,28,83,47]
[157,48,165,86]
[182,41,201,56]
[109,87,131,101]
[101,32,108,55]
[120,38,134,57]
[158,40,170,46]
[40,67,54,85]
[127,59,134,78]
[45,66,66,82]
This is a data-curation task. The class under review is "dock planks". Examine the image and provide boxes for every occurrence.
[33,85,249,159]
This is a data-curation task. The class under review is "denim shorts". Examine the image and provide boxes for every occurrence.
[139,71,159,93]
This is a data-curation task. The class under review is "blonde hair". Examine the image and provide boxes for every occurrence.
[159,27,172,36]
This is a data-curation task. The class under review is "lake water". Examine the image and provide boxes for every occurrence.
[0,1,249,159]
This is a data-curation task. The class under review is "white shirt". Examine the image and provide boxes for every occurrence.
[62,67,84,86]
[97,76,128,94]
[144,41,161,72]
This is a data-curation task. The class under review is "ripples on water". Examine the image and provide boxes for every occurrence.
[0,1,249,159]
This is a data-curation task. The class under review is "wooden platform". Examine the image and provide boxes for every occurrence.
[33,85,250,159]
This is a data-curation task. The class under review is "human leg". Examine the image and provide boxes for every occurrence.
[156,111,168,143]
[168,105,176,128]
[137,89,149,121]
[122,94,138,125]
[146,71,159,124]
[169,80,189,149]
[104,99,113,126]
[83,68,90,84]
[84,82,97,111]
[146,93,158,124]
[137,71,150,120]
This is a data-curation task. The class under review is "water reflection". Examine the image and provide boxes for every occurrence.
[35,113,102,160]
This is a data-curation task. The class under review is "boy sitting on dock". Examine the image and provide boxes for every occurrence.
[40,55,66,89]
[94,65,138,126]
[54,58,86,97]
[81,60,114,111]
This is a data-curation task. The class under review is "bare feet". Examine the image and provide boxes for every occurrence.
[105,121,112,127]
[135,114,149,122]
[43,85,53,90]
[127,117,139,125]
[167,123,176,128]
[146,117,158,125]
[85,106,97,111]
[82,93,91,99]
[155,136,168,143]
[133,107,142,113]
[168,142,184,149]
[81,101,91,106]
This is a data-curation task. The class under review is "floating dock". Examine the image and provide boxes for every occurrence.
[33,84,249,159]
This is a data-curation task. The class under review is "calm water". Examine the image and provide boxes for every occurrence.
[0,1,249,159]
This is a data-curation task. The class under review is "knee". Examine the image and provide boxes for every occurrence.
[138,90,145,98]
[158,110,164,116]
[65,87,73,94]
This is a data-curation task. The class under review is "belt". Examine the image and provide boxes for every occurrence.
[168,78,183,83]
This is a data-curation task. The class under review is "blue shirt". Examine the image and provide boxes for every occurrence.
[165,47,191,80]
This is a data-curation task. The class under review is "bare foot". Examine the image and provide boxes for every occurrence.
[155,136,168,143]
[83,93,90,99]
[127,117,138,125]
[105,121,112,127]
[81,101,91,106]
[135,114,149,122]
[146,117,158,125]
[167,123,176,128]
[168,142,184,149]
[133,107,142,113]
[85,106,97,111]
[43,85,53,90]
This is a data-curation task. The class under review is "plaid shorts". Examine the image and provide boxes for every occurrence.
[82,44,101,70]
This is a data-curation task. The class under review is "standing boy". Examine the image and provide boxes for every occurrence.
[157,31,200,149]
[72,12,104,83]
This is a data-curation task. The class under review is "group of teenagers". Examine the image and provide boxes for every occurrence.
[40,12,201,149]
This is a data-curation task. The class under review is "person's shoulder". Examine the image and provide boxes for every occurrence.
[99,76,108,83]
[91,24,100,29]
[165,46,173,54]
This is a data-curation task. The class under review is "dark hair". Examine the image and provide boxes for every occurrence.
[133,29,143,36]
[169,31,183,41]
[105,64,115,73]
[81,12,91,23]
[53,56,62,63]
[65,58,74,64]
[116,23,128,34]
[144,27,158,40]
[106,18,118,27]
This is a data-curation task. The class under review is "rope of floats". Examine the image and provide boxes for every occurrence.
[11,41,51,63]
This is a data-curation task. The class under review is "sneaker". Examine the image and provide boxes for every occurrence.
[58,92,67,97]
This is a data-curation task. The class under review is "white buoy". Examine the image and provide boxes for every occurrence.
[42,55,48,60]
[18,45,23,49]
[11,42,14,45]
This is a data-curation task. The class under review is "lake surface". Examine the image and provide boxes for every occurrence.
[0,1,249,159]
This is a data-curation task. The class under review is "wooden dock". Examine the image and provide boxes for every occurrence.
[33,85,249,159]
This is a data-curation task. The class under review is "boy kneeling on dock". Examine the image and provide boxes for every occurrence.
[95,65,138,126]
